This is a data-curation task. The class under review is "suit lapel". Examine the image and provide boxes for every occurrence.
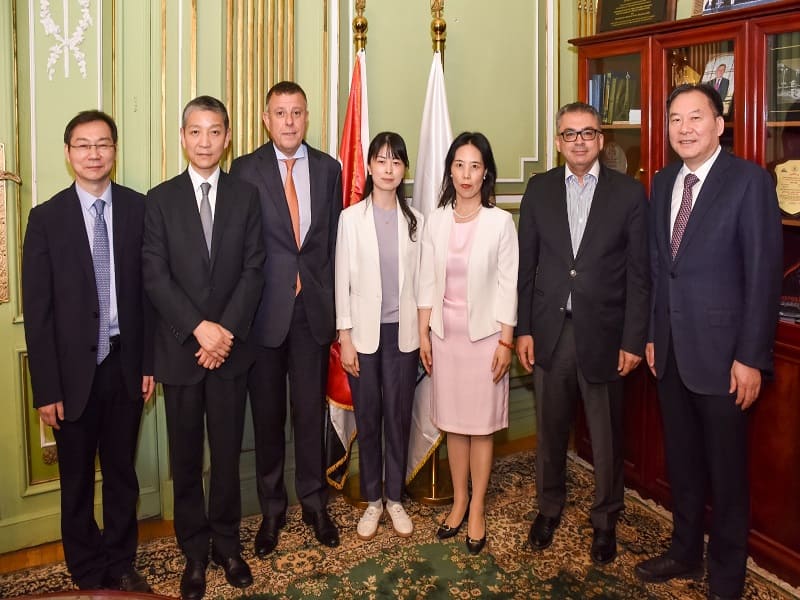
[177,171,211,267]
[210,172,233,270]
[306,145,326,250]
[259,143,301,245]
[66,184,97,286]
[674,152,730,264]
[549,169,575,260]
[657,162,681,260]
[110,183,129,292]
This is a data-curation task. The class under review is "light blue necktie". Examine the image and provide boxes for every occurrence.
[93,199,110,364]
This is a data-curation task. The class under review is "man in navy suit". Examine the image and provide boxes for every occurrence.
[635,84,782,600]
[230,81,342,556]
[22,110,154,592]
[516,102,649,566]
[143,96,264,600]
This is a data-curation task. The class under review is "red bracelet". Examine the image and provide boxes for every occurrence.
[498,339,514,350]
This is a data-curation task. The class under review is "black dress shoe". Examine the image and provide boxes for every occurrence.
[436,506,469,540]
[254,514,287,557]
[528,512,561,550]
[102,568,152,593]
[211,548,253,589]
[302,509,340,547]
[634,553,704,583]
[590,528,617,565]
[180,559,207,600]
[465,515,487,555]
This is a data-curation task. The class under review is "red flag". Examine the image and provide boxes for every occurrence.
[326,49,369,489]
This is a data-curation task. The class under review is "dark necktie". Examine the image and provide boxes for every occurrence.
[93,199,110,364]
[199,182,212,255]
[670,173,699,259]
[283,159,302,294]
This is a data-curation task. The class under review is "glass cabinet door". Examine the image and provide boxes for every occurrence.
[585,52,643,180]
[766,30,800,220]
[662,38,737,163]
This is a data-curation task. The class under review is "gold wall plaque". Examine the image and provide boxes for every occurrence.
[775,159,800,217]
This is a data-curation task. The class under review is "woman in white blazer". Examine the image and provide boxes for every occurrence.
[335,132,423,541]
[418,132,518,555]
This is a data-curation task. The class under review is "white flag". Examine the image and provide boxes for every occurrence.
[406,52,453,484]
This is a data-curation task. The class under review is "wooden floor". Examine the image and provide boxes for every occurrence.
[0,435,536,576]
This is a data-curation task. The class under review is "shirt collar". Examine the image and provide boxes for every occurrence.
[75,181,112,213]
[565,159,600,183]
[274,144,307,162]
[187,164,221,193]
[679,145,721,183]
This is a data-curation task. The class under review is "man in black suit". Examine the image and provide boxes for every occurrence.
[230,81,342,555]
[635,85,782,600]
[709,63,730,101]
[143,96,265,600]
[22,110,154,592]
[516,102,649,565]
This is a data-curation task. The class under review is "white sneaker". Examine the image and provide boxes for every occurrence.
[357,505,383,541]
[387,503,413,537]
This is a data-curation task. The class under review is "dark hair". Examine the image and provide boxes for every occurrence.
[556,101,602,132]
[439,131,497,209]
[667,83,724,118]
[266,81,308,105]
[182,95,230,130]
[63,110,118,145]
[362,131,417,241]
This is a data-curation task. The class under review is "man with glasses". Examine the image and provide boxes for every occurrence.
[231,81,342,555]
[516,102,649,564]
[22,110,154,592]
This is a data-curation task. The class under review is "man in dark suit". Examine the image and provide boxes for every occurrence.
[143,96,264,600]
[22,110,154,592]
[230,81,342,555]
[635,85,782,600]
[516,102,649,565]
[709,63,730,101]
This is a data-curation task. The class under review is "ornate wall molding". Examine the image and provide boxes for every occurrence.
[39,0,93,80]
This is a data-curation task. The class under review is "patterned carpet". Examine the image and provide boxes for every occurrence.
[2,450,798,599]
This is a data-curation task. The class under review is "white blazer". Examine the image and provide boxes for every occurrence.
[335,199,424,354]
[418,204,518,341]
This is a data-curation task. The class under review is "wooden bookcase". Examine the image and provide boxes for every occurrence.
[570,0,800,586]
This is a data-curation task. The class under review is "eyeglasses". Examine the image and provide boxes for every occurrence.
[69,143,116,153]
[558,128,601,142]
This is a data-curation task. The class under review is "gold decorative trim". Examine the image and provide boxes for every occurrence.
[111,0,116,115]
[321,0,328,150]
[160,0,167,180]
[0,144,9,303]
[190,0,197,98]
[13,0,22,313]
[287,0,295,77]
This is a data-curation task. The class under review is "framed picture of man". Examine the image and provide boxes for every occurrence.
[702,0,781,14]
[702,53,734,116]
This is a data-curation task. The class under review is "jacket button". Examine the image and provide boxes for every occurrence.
[670,272,676,279]
[569,269,577,278]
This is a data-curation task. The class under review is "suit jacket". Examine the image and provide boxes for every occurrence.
[230,142,342,347]
[649,151,783,395]
[143,170,265,385]
[517,164,649,383]
[418,204,518,341]
[23,183,154,421]
[335,199,423,353]
[714,76,730,100]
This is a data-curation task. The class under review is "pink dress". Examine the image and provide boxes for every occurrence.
[430,216,509,435]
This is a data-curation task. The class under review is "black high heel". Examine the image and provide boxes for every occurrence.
[436,506,470,540]
[465,515,487,555]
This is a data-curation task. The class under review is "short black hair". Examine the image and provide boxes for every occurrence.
[667,83,724,118]
[439,131,498,209]
[556,102,602,132]
[265,81,307,106]
[63,110,118,145]
[182,95,230,130]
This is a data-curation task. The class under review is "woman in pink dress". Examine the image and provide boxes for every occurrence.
[418,132,519,554]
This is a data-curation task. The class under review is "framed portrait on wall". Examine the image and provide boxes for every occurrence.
[702,53,734,116]
[702,0,782,14]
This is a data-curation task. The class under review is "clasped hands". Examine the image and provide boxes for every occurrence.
[194,320,234,369]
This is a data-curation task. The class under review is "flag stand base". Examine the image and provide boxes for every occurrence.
[406,446,453,506]
[340,472,368,509]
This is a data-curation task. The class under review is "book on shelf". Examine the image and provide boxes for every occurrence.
[588,72,639,125]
